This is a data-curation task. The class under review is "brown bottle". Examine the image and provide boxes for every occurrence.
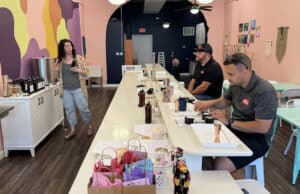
[138,89,145,107]
[145,101,152,124]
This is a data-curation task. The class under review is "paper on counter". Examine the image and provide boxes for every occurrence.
[190,123,238,148]
[174,117,204,127]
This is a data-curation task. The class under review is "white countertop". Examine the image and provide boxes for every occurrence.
[0,84,58,100]
[69,66,249,194]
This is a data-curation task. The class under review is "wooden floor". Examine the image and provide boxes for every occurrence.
[0,87,300,194]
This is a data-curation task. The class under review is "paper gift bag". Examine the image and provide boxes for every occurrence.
[123,184,156,194]
[88,178,123,194]
[121,138,148,165]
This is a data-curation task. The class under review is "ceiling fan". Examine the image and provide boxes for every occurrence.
[174,0,213,15]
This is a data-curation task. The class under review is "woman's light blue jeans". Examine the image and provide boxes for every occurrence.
[62,88,91,128]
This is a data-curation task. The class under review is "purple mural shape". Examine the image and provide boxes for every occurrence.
[20,38,50,78]
[0,8,21,79]
[67,8,82,55]
[58,0,78,21]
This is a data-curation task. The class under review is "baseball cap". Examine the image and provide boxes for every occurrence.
[194,43,213,54]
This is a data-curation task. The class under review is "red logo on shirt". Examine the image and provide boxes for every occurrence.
[242,98,249,106]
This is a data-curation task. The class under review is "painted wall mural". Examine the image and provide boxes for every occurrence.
[0,0,82,79]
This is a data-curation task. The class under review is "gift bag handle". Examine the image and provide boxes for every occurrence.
[100,147,117,160]
[95,147,117,169]
[127,137,142,150]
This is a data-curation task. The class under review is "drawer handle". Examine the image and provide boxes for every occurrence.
[38,97,41,105]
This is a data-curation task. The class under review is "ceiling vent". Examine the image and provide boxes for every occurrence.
[183,27,195,36]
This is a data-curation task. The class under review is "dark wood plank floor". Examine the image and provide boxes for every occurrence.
[1,87,300,194]
[0,87,116,194]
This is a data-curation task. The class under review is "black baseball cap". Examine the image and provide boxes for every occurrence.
[194,43,213,54]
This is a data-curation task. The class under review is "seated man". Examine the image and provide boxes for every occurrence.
[194,53,278,178]
[171,51,180,80]
[188,43,224,100]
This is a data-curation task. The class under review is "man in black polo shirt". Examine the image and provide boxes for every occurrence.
[194,53,278,179]
[188,43,224,100]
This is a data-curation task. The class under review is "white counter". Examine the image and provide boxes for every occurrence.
[69,67,247,194]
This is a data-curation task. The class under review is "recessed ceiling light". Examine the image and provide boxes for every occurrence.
[196,0,214,4]
[108,0,127,5]
[190,6,199,14]
[162,22,170,29]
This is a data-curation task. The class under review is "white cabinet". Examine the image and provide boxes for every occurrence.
[0,85,64,157]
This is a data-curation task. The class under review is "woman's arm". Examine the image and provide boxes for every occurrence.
[71,55,89,76]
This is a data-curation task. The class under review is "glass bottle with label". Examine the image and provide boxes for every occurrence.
[138,89,145,107]
[145,101,152,124]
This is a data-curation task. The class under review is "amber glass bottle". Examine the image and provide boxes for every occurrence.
[145,101,152,124]
[138,89,145,107]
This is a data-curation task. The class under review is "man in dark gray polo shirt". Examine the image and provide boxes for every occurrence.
[194,53,278,179]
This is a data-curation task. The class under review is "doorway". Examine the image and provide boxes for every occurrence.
[132,34,153,66]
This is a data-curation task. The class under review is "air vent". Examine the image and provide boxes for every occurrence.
[183,27,195,36]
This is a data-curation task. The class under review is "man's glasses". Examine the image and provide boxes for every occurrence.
[196,48,205,52]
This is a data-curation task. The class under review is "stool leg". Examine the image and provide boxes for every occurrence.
[88,78,91,88]
[284,132,295,156]
[245,165,253,179]
[292,127,300,184]
[256,160,265,186]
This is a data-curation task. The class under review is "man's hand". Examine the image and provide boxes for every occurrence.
[210,110,227,125]
[194,100,210,111]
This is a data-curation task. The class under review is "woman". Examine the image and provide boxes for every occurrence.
[55,39,92,140]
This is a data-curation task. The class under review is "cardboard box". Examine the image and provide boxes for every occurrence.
[123,185,156,194]
[88,178,156,194]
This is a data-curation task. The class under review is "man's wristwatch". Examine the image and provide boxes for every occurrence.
[227,118,234,129]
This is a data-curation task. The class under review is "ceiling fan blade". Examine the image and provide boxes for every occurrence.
[200,7,212,11]
[200,5,213,9]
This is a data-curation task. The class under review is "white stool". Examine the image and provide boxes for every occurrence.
[87,65,102,88]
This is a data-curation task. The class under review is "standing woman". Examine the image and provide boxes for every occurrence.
[56,39,92,140]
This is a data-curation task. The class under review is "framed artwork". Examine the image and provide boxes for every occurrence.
[250,19,256,30]
[243,23,249,32]
[256,26,261,37]
[249,34,255,43]
[239,23,243,32]
[239,34,248,44]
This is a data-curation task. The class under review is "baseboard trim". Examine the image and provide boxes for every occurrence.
[103,84,119,88]
[0,150,4,160]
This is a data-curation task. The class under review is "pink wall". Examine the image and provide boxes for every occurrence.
[224,0,300,83]
[202,0,225,63]
[79,0,117,84]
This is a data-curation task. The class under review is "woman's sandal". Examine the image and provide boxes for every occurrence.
[65,131,77,140]
[87,128,93,136]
